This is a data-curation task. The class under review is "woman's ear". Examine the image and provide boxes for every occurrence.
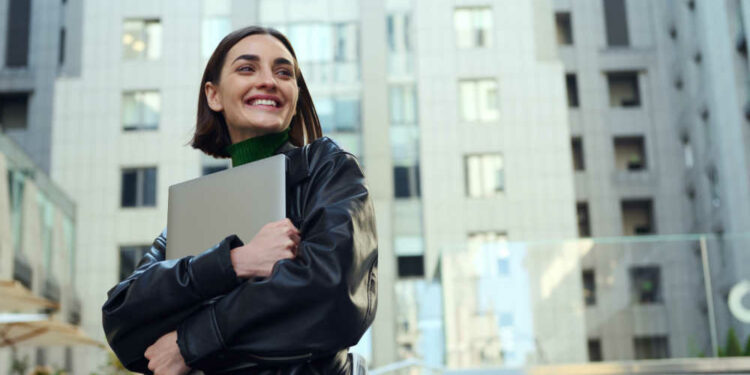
[205,82,223,112]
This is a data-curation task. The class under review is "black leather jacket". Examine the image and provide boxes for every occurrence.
[102,137,378,374]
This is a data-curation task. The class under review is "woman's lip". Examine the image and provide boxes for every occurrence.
[245,102,282,111]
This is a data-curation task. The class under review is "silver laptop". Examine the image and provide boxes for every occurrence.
[166,154,285,259]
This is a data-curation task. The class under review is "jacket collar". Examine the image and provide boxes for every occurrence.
[274,140,310,187]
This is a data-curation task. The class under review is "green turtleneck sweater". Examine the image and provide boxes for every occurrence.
[226,128,290,167]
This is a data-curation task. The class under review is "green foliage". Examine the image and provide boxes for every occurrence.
[9,354,29,375]
[744,335,750,356]
[726,327,743,357]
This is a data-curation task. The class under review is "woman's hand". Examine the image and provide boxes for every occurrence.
[231,218,301,278]
[144,331,190,375]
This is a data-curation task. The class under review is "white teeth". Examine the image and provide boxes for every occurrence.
[249,99,278,107]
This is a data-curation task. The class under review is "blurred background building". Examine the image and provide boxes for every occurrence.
[1,0,750,374]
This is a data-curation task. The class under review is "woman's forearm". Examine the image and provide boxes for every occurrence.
[102,229,244,371]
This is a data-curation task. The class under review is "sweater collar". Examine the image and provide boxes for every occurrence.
[226,128,291,167]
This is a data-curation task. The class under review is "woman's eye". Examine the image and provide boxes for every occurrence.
[277,69,293,77]
[237,66,254,72]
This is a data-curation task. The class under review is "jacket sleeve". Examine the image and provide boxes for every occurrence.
[176,150,378,369]
[101,229,244,372]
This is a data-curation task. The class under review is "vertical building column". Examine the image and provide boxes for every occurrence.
[359,0,398,368]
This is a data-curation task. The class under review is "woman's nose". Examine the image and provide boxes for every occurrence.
[255,68,276,89]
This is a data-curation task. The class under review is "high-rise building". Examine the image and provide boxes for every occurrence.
[552,0,750,362]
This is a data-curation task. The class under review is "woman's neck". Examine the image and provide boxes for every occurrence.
[226,128,291,167]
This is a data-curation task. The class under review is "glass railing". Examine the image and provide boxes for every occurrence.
[389,232,750,373]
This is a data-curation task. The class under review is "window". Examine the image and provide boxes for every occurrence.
[122,91,160,131]
[466,154,504,197]
[121,167,157,207]
[0,93,29,130]
[607,72,640,107]
[556,12,573,45]
[588,339,603,362]
[119,245,150,280]
[8,170,24,254]
[202,164,228,176]
[201,17,231,59]
[630,266,661,304]
[498,313,514,327]
[468,232,508,275]
[683,141,694,168]
[5,0,31,67]
[397,255,424,278]
[122,19,162,60]
[582,269,596,305]
[454,7,493,48]
[316,96,361,133]
[36,348,46,366]
[59,28,66,65]
[394,236,424,257]
[614,136,646,171]
[386,13,412,75]
[288,23,333,63]
[459,79,499,122]
[63,215,75,284]
[577,202,591,237]
[572,137,585,171]
[37,193,54,274]
[334,97,360,132]
[566,74,579,107]
[621,199,654,235]
[394,165,420,198]
[334,23,359,62]
[603,0,629,47]
[634,336,669,359]
[389,85,418,124]
[387,13,411,52]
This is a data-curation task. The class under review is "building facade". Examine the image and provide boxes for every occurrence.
[0,132,82,374]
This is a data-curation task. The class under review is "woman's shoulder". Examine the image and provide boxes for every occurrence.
[307,136,356,163]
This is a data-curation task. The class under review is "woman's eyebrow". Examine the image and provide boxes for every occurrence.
[232,54,293,67]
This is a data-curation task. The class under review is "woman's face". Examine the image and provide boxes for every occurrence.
[205,34,299,143]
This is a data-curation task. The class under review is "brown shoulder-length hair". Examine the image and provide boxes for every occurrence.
[191,26,322,158]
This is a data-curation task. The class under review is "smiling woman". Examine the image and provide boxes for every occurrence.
[191,27,322,158]
[102,26,377,375]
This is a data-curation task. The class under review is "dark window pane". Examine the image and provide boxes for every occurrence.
[621,199,654,235]
[6,0,31,67]
[142,168,157,206]
[608,72,640,107]
[634,336,670,359]
[572,137,585,171]
[0,94,30,130]
[630,266,661,304]
[119,247,136,281]
[577,202,591,237]
[397,255,424,278]
[583,269,596,305]
[556,12,573,45]
[603,0,629,47]
[394,166,411,198]
[614,136,646,171]
[121,170,137,207]
[59,28,66,65]
[566,74,579,107]
[588,339,603,362]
